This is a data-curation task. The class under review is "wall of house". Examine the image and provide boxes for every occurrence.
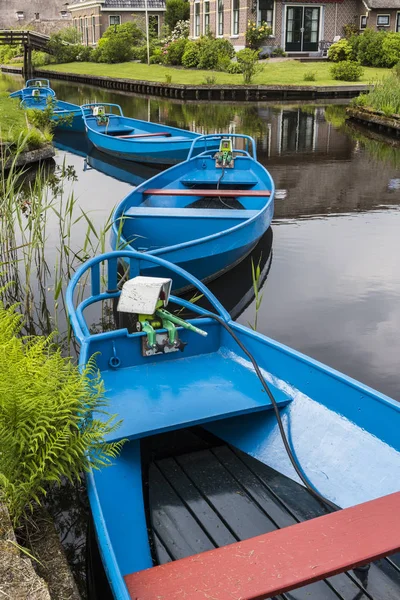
[189,0,251,49]
[323,0,359,40]
[365,9,399,31]
[0,0,71,33]
[70,8,164,44]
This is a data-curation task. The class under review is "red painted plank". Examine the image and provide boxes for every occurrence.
[116,132,172,139]
[124,492,400,600]
[143,188,271,197]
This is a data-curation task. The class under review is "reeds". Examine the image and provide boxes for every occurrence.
[354,70,400,116]
[0,141,114,351]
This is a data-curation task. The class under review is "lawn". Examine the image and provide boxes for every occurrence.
[0,93,28,141]
[40,60,390,87]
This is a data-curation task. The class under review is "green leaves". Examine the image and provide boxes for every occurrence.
[0,301,124,525]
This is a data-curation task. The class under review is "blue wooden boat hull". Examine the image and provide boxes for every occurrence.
[111,133,274,289]
[52,100,84,132]
[81,103,219,165]
[66,251,400,600]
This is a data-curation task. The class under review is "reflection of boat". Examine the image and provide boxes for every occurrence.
[81,103,219,165]
[111,134,275,291]
[67,250,400,600]
[53,131,163,186]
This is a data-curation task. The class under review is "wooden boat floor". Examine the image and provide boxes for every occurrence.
[144,428,400,600]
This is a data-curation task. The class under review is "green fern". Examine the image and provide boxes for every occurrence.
[0,298,125,525]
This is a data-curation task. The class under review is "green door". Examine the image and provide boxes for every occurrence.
[285,6,320,52]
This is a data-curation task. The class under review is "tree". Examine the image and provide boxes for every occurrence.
[165,0,190,31]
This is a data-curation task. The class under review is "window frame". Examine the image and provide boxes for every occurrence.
[376,14,390,27]
[194,1,201,38]
[92,15,96,43]
[217,0,224,36]
[204,0,210,35]
[16,11,24,20]
[232,0,239,36]
[257,0,275,33]
[109,14,121,26]
[359,14,367,29]
[397,11,400,32]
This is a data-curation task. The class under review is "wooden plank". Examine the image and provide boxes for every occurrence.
[124,491,400,600]
[143,188,271,197]
[116,132,172,139]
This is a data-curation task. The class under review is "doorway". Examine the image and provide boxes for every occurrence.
[285,6,320,52]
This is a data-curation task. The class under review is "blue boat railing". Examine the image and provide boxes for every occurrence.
[187,133,257,161]
[81,102,124,120]
[66,250,231,345]
[25,78,51,88]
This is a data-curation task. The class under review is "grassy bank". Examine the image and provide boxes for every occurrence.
[0,93,52,149]
[39,61,389,86]
[353,72,400,115]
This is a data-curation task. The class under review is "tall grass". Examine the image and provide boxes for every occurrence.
[0,140,115,349]
[353,71,400,116]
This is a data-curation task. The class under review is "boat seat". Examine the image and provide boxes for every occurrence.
[124,206,259,219]
[181,174,258,187]
[98,350,291,443]
[106,128,135,136]
[115,132,172,139]
[143,188,270,197]
[124,491,400,600]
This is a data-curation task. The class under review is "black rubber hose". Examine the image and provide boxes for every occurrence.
[204,312,339,513]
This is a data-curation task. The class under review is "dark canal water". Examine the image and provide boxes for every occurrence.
[2,72,400,594]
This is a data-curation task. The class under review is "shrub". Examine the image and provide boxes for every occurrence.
[182,40,200,67]
[381,33,400,68]
[0,44,22,64]
[348,33,362,61]
[226,61,242,74]
[271,46,286,57]
[0,300,124,524]
[303,70,316,81]
[170,19,190,39]
[202,75,217,85]
[150,47,164,64]
[394,61,400,79]
[343,23,359,39]
[102,21,144,46]
[165,0,190,31]
[95,35,133,63]
[330,60,364,81]
[164,37,188,65]
[328,39,352,62]
[31,51,52,67]
[245,21,272,50]
[236,48,262,84]
[216,54,232,72]
[58,25,82,44]
[357,29,387,67]
[47,33,93,63]
[198,36,235,69]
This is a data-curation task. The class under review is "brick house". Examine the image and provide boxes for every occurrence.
[68,0,166,45]
[0,1,71,34]
[189,0,398,52]
[360,0,400,32]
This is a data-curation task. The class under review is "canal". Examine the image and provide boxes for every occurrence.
[2,72,400,594]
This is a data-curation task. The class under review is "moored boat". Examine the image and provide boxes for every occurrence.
[67,250,400,600]
[10,79,83,131]
[80,102,219,165]
[111,133,274,290]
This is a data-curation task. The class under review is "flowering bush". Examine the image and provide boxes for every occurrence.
[245,21,272,50]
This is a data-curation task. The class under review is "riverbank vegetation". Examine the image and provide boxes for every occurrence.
[352,69,400,115]
[0,93,52,150]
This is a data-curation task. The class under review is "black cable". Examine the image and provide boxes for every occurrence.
[203,312,339,513]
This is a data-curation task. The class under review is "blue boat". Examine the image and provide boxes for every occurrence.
[67,250,400,600]
[10,79,83,131]
[9,78,55,103]
[111,134,274,290]
[81,102,219,165]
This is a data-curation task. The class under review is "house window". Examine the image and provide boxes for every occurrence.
[79,16,83,39]
[232,0,239,35]
[92,15,96,43]
[397,12,400,32]
[204,1,210,34]
[109,15,121,26]
[194,2,200,37]
[60,10,69,18]
[218,0,224,35]
[35,12,40,21]
[258,0,274,30]
[16,11,24,20]
[85,16,89,44]
[149,15,159,37]
[377,14,390,26]
[360,15,367,29]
